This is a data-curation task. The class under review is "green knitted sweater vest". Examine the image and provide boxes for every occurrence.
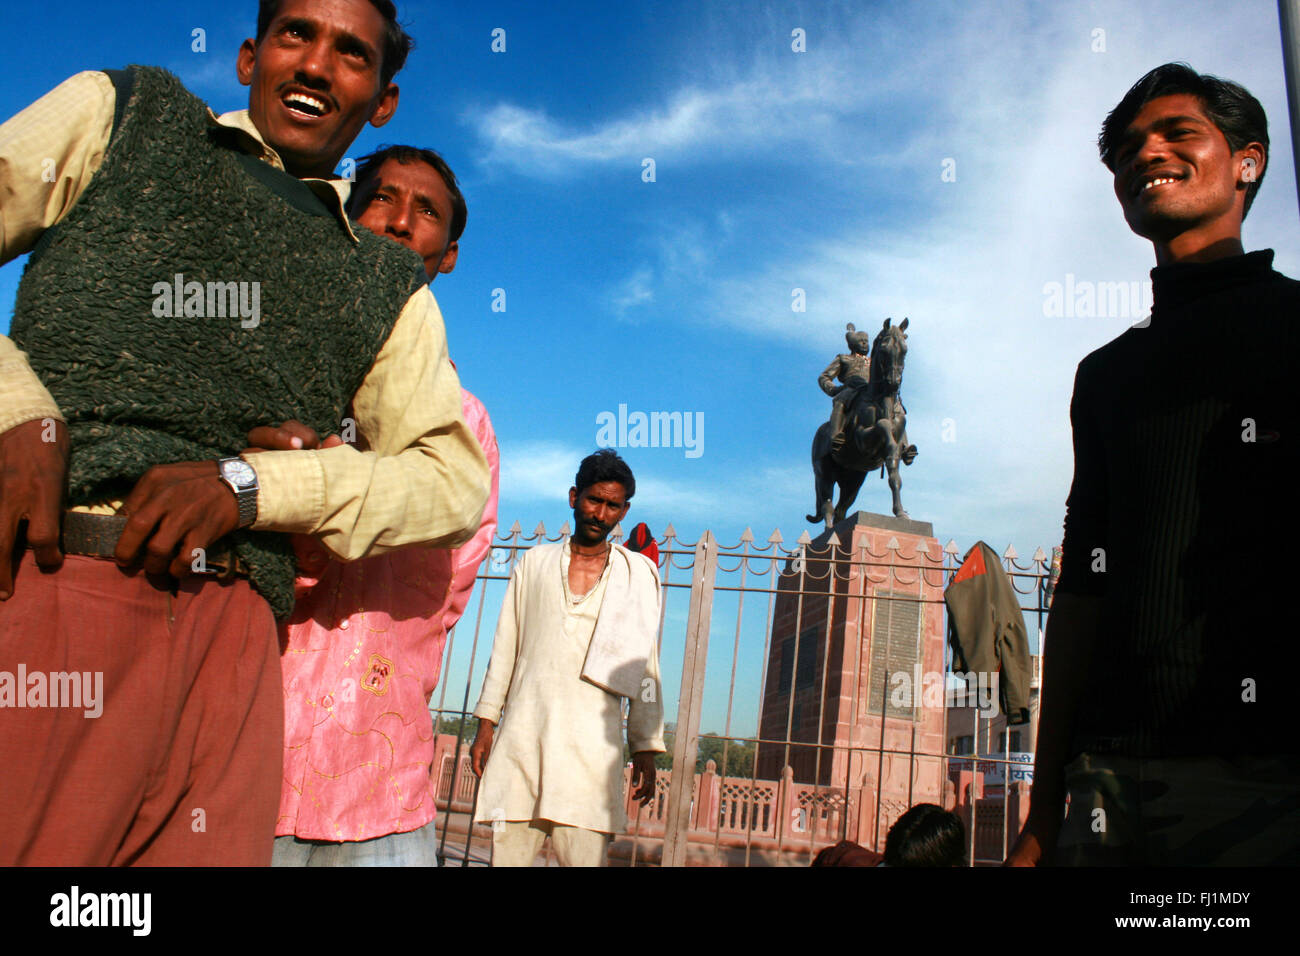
[9,66,428,618]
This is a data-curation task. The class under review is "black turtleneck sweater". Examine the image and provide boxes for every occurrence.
[1056,250,1297,758]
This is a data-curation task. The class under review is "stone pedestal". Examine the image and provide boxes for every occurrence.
[755,511,946,843]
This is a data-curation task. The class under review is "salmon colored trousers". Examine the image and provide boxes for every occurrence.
[0,553,282,865]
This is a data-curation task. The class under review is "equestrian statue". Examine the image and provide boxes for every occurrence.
[808,318,918,529]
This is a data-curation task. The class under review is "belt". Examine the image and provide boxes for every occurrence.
[52,511,248,579]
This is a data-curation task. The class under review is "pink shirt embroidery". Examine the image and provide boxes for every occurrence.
[277,388,500,841]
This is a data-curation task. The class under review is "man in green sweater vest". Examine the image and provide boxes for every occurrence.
[1007,64,1298,866]
[0,0,489,866]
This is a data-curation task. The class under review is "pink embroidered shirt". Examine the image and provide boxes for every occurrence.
[277,388,499,841]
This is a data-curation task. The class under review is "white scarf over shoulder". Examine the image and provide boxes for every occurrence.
[581,544,661,698]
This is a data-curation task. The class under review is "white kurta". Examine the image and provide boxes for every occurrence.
[472,540,666,833]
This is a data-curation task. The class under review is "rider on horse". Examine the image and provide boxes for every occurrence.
[819,323,873,452]
[808,317,918,529]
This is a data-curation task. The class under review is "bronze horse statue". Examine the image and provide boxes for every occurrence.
[807,317,918,529]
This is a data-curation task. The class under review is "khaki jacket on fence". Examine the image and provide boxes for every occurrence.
[943,541,1032,725]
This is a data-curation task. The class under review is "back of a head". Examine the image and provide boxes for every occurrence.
[1097,62,1269,218]
[883,803,965,867]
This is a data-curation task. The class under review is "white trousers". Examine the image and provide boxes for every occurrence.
[491,819,611,867]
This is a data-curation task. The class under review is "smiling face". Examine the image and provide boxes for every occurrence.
[568,481,631,547]
[236,0,398,179]
[353,158,459,280]
[1110,94,1264,263]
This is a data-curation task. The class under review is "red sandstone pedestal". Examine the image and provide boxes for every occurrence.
[755,511,946,847]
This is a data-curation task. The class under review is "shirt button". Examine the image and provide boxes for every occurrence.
[339,619,350,630]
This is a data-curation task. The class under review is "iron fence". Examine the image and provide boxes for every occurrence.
[431,518,1054,867]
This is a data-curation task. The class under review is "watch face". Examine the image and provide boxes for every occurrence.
[221,459,257,488]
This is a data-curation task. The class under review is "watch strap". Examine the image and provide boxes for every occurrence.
[217,457,259,529]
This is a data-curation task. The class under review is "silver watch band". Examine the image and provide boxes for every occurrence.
[217,457,259,529]
[233,487,258,529]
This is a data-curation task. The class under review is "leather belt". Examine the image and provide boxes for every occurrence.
[53,511,248,579]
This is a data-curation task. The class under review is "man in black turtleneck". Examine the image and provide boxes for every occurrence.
[1008,64,1299,866]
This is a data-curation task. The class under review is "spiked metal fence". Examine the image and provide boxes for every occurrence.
[430,519,1053,867]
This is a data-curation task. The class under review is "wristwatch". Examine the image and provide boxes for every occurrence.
[217,457,260,528]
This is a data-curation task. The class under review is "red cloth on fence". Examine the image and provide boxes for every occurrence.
[625,521,659,566]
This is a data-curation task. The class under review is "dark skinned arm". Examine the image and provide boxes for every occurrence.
[113,461,242,578]
[114,421,343,579]
[0,418,68,599]
[470,719,495,777]
[0,417,326,592]
[1004,591,1100,866]
[630,751,657,806]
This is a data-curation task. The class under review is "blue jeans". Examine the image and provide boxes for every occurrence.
[272,823,440,867]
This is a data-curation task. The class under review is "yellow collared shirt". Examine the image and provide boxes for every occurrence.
[0,70,488,557]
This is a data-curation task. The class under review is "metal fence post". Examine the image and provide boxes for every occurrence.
[661,530,718,867]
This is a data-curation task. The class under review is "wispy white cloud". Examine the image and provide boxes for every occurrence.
[465,53,862,176]
[498,440,582,506]
[498,437,814,539]
[168,54,240,102]
[609,266,655,317]
[633,462,810,530]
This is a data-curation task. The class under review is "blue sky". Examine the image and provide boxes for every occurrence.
[2,0,1297,738]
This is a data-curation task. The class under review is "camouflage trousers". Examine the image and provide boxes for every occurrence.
[1055,752,1300,865]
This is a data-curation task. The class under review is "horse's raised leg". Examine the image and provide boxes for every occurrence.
[899,425,918,466]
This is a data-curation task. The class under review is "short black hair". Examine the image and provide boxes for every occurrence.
[883,804,965,867]
[575,449,635,501]
[348,145,467,242]
[1099,62,1269,218]
[256,0,414,89]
